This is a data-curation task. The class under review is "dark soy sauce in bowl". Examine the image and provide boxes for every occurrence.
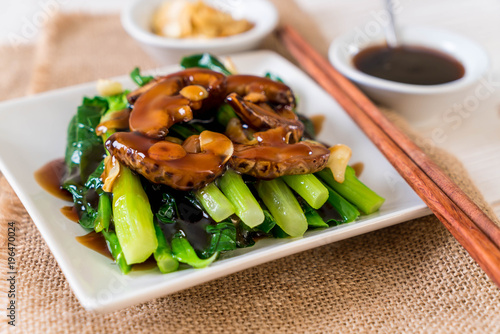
[353,45,465,85]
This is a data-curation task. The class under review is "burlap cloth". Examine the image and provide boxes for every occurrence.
[1,2,500,333]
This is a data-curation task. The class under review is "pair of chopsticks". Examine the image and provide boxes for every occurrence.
[278,25,500,287]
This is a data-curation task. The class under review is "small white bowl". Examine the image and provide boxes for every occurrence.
[121,0,278,65]
[329,26,489,125]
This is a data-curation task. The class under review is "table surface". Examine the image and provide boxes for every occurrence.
[3,0,500,218]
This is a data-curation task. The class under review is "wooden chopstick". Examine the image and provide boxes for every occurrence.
[279,25,500,248]
[277,24,500,287]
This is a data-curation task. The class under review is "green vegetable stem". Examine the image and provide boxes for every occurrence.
[316,166,385,215]
[195,183,235,222]
[153,223,179,274]
[302,201,329,228]
[219,169,265,228]
[282,174,328,210]
[112,164,158,265]
[94,193,111,233]
[323,185,360,224]
[101,229,132,274]
[169,123,200,140]
[256,178,308,237]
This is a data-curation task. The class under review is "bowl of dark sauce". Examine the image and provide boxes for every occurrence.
[354,45,465,85]
[329,26,489,125]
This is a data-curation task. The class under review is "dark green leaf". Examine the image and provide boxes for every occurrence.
[64,96,107,183]
[183,192,203,211]
[63,182,83,202]
[235,210,275,247]
[63,160,105,229]
[190,123,206,134]
[62,182,97,229]
[65,115,77,167]
[171,231,218,268]
[156,193,178,224]
[84,160,105,195]
[130,67,154,87]
[265,72,284,83]
[180,53,232,75]
[216,103,238,127]
[169,124,199,140]
[235,222,256,248]
[271,224,289,238]
[79,209,97,229]
[253,210,276,233]
[201,221,237,258]
[301,200,328,228]
[298,114,316,140]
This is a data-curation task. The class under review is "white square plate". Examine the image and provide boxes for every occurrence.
[0,50,429,312]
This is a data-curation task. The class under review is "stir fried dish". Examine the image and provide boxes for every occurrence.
[39,54,385,274]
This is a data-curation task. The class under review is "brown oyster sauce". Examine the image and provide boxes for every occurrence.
[34,158,73,202]
[75,232,157,271]
[353,45,465,85]
[60,206,79,223]
[75,231,113,260]
[34,160,113,259]
[351,162,364,178]
[75,231,157,271]
[309,114,325,135]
